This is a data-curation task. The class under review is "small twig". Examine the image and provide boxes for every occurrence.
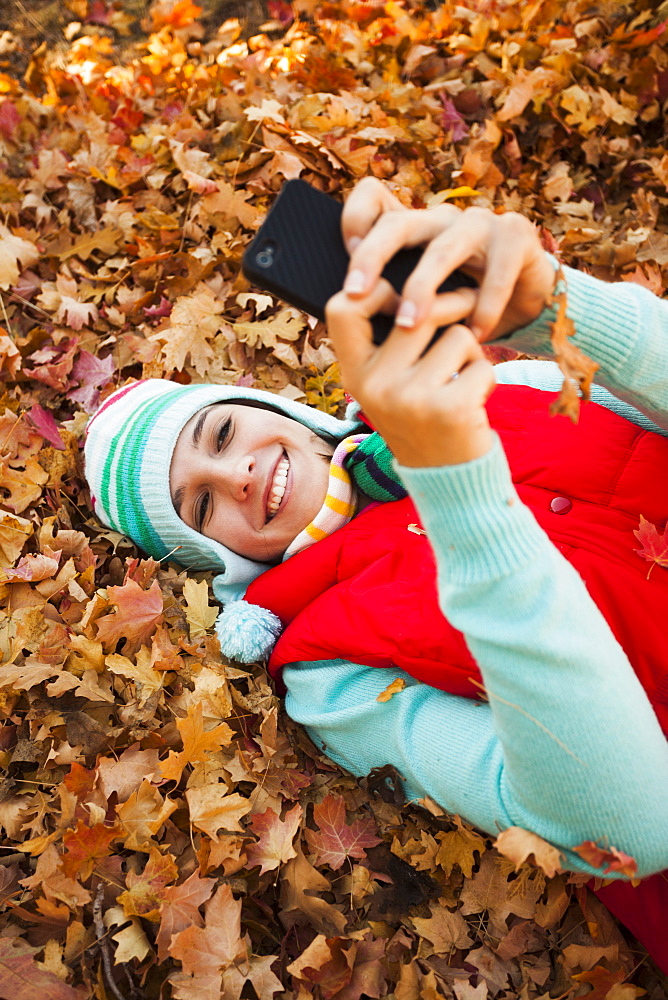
[93,882,126,1000]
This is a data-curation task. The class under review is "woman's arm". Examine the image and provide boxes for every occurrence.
[281,182,668,877]
[284,438,668,877]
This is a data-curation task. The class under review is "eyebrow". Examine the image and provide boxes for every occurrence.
[173,484,186,516]
[192,408,210,447]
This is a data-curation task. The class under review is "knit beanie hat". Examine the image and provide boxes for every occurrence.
[84,379,364,627]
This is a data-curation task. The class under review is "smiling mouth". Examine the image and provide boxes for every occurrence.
[266,454,290,520]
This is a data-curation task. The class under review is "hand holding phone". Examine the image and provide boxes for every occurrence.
[242,180,477,346]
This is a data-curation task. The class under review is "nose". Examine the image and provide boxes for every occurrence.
[214,452,255,501]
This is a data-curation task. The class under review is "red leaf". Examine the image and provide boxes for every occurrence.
[572,840,638,877]
[634,514,668,577]
[25,404,65,450]
[305,794,381,871]
[0,936,87,999]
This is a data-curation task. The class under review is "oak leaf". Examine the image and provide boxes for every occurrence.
[494,826,563,878]
[246,803,302,874]
[305,793,381,870]
[435,816,487,878]
[95,578,163,653]
[549,272,599,421]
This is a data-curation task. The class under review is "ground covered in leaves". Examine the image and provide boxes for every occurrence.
[1,0,668,997]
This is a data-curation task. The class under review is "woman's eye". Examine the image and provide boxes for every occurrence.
[196,492,210,530]
[216,416,233,451]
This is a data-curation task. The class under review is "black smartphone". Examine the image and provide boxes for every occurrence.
[242,179,477,346]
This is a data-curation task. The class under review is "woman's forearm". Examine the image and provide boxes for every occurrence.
[284,439,668,877]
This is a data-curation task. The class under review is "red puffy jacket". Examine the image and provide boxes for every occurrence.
[246,384,668,971]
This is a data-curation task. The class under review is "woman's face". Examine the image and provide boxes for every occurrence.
[169,402,334,561]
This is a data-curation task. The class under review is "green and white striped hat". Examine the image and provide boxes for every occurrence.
[84,378,361,605]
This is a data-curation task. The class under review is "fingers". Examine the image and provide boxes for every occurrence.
[343,198,461,299]
[325,279,399,378]
[341,177,406,255]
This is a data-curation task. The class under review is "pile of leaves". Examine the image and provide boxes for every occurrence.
[0,0,667,996]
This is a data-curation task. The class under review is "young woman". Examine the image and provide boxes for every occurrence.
[85,178,668,971]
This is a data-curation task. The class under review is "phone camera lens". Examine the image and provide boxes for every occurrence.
[256,246,274,268]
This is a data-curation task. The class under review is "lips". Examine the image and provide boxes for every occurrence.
[266,453,290,521]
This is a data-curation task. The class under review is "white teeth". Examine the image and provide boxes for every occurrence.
[267,456,290,519]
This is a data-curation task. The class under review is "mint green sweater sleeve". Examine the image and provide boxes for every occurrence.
[283,265,668,878]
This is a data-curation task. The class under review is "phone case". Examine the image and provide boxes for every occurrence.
[242,179,476,345]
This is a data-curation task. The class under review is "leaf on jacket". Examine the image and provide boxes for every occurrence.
[572,840,638,878]
[376,677,406,702]
[633,513,668,577]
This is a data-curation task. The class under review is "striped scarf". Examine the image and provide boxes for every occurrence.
[282,432,407,559]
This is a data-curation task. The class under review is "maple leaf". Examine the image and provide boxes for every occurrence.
[494,826,563,878]
[117,847,178,922]
[411,901,473,954]
[106,645,166,706]
[61,820,120,880]
[572,840,638,877]
[186,788,251,840]
[183,577,218,639]
[571,966,626,1000]
[0,225,39,289]
[25,404,65,450]
[116,780,178,850]
[0,936,87,999]
[149,284,226,374]
[95,578,164,653]
[156,869,215,961]
[4,549,60,582]
[633,514,668,578]
[246,803,302,874]
[97,744,160,803]
[305,794,381,871]
[161,703,234,783]
[169,884,246,999]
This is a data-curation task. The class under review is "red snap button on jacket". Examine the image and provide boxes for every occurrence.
[550,496,572,515]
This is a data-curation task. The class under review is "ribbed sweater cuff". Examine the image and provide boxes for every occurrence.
[508,257,637,379]
[396,436,548,587]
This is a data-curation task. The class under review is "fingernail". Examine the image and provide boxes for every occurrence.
[395,300,418,328]
[344,269,366,295]
[346,236,361,254]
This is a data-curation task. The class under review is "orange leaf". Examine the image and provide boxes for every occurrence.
[376,677,406,702]
[633,514,668,578]
[572,840,638,877]
[246,804,302,875]
[117,847,178,922]
[61,821,119,880]
[95,578,163,653]
[156,869,215,961]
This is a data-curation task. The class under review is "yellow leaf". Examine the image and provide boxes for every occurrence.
[376,677,407,702]
[183,578,218,639]
[186,787,251,839]
[106,646,165,706]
